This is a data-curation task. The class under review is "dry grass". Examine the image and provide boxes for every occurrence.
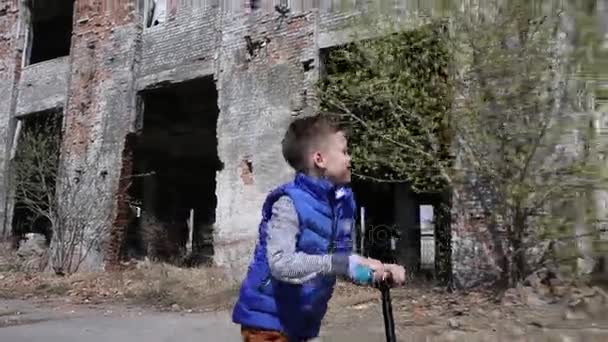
[120,260,240,310]
[0,240,23,273]
[0,258,240,311]
[2,243,386,313]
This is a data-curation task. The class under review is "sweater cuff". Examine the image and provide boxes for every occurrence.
[331,252,351,276]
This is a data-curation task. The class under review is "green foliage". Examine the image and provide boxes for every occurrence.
[318,22,453,193]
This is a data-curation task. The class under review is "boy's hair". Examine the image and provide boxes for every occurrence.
[282,114,342,172]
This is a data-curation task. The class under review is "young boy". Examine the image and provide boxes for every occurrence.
[232,114,405,342]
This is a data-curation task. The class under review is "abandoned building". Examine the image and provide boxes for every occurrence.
[0,0,606,287]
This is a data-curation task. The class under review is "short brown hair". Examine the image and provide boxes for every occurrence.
[282,114,342,172]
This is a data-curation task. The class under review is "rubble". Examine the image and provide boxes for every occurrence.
[447,317,461,329]
[16,233,48,272]
[501,268,566,307]
[577,257,596,276]
[497,266,608,323]
[563,286,608,320]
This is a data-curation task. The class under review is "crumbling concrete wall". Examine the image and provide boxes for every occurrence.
[134,4,368,276]
[58,0,141,270]
[0,0,24,239]
[213,9,320,277]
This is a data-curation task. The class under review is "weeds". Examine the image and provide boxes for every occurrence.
[0,259,239,311]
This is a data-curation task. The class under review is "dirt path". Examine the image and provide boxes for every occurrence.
[0,298,386,342]
[1,299,238,341]
[3,287,608,342]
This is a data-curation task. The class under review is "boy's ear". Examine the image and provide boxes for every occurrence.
[312,150,325,168]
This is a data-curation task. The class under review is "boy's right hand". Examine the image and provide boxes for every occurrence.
[349,263,373,285]
[348,255,385,285]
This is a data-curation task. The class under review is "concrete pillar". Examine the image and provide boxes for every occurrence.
[0,1,25,239]
[213,10,318,278]
[55,0,142,272]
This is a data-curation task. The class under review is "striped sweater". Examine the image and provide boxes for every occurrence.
[266,195,351,284]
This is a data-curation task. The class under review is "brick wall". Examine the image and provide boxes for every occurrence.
[139,4,219,76]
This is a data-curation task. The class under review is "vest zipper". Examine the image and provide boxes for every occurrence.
[328,201,337,253]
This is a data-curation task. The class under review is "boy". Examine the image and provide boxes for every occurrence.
[232,114,406,342]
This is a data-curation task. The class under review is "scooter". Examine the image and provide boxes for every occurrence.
[361,268,397,342]
[359,220,400,342]
[376,280,396,342]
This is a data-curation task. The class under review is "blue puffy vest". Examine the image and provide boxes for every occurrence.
[232,173,357,340]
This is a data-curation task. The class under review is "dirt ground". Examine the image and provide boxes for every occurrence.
[2,270,608,341]
[326,285,608,341]
[2,246,608,341]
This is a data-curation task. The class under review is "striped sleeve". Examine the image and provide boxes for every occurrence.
[266,195,351,284]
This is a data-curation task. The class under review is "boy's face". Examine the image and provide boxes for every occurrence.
[312,131,352,185]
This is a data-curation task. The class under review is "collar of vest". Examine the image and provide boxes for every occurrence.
[293,172,341,204]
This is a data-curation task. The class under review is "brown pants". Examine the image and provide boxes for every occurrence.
[241,327,289,342]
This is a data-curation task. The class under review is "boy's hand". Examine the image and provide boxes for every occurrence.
[383,264,406,287]
[349,263,373,285]
[348,255,385,284]
[359,257,386,283]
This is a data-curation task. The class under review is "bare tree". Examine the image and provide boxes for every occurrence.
[11,114,132,275]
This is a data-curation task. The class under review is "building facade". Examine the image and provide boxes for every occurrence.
[1,0,606,286]
[2,0,447,276]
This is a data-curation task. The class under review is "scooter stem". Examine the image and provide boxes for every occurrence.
[378,282,396,342]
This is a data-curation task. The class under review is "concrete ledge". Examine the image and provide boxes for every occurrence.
[135,60,214,91]
[319,29,357,49]
[318,12,438,49]
[16,57,69,116]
